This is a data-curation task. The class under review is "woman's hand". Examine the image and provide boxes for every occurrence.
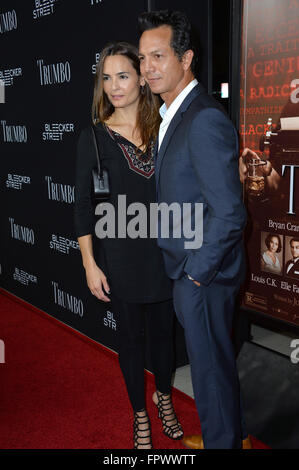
[85,263,111,302]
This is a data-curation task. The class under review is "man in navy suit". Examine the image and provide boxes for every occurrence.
[139,10,248,449]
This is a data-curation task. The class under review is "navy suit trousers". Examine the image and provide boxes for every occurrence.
[173,275,247,449]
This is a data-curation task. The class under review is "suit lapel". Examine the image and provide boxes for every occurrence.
[155,83,204,186]
[155,111,182,182]
[154,138,159,167]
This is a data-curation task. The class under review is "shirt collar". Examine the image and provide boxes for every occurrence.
[159,78,198,122]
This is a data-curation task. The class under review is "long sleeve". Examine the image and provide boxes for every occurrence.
[73,127,96,238]
[183,107,247,285]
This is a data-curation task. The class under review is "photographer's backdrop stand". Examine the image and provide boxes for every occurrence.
[1,0,230,369]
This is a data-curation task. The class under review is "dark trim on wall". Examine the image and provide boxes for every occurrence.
[207,0,213,95]
[147,0,155,11]
[229,0,243,128]
[241,306,299,335]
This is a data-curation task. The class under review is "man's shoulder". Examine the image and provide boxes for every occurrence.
[180,92,237,145]
[188,92,228,117]
[184,94,234,135]
[179,87,229,127]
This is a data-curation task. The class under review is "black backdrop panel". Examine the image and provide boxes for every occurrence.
[1,0,216,369]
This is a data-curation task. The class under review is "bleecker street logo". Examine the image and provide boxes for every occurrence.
[6,174,31,190]
[103,311,116,330]
[92,53,101,74]
[0,79,4,103]
[49,234,80,254]
[13,268,38,286]
[0,67,22,86]
[42,123,74,141]
[33,0,57,19]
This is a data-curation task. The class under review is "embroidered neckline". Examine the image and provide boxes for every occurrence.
[104,124,155,179]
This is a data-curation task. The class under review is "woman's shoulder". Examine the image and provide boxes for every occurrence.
[94,120,106,132]
[94,121,116,142]
[77,121,111,146]
[77,123,93,143]
[78,121,105,135]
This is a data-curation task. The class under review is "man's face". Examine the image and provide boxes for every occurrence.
[290,241,299,259]
[139,25,185,99]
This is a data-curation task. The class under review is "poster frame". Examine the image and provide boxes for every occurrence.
[230,0,299,335]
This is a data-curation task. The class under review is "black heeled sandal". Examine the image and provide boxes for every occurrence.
[133,409,153,449]
[154,392,183,440]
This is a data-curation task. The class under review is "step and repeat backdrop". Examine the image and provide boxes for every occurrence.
[1,0,212,367]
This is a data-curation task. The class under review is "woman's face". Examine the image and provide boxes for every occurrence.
[269,237,279,253]
[102,54,143,110]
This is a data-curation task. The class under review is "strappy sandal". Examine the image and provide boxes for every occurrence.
[153,391,184,440]
[133,409,153,449]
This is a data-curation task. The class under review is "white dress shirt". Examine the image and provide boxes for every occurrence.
[158,78,199,283]
[158,78,198,150]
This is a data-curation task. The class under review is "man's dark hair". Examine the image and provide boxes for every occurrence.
[290,237,299,245]
[138,10,197,74]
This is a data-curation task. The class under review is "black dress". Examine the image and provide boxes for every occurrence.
[74,122,172,303]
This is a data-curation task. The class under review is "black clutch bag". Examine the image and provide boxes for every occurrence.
[91,124,110,202]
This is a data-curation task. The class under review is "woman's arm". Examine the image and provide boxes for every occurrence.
[74,128,110,302]
[78,233,96,269]
[77,234,111,302]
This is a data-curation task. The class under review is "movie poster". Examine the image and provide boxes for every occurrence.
[240,0,299,325]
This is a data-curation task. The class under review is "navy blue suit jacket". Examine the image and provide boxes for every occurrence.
[155,83,247,286]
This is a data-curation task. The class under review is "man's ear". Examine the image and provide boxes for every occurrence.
[140,76,146,86]
[182,49,194,71]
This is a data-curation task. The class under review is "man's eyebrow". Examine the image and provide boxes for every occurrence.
[139,49,163,56]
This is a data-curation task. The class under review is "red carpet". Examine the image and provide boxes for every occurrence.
[0,289,268,449]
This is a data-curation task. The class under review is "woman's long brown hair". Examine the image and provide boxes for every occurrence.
[92,42,161,151]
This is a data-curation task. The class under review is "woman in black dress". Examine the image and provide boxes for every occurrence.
[74,42,183,449]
